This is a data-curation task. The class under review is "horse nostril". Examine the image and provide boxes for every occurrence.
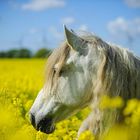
[30,113,36,128]
[36,117,53,131]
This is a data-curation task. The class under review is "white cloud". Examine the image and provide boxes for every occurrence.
[108,17,140,39]
[22,0,66,11]
[124,0,140,8]
[79,24,88,31]
[61,17,75,25]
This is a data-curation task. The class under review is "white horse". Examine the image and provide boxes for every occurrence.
[29,26,140,138]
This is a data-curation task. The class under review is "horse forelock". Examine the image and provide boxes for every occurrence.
[44,42,70,95]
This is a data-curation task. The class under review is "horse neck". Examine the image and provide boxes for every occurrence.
[103,46,140,99]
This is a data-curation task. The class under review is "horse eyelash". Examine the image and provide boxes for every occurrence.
[52,67,57,74]
[53,66,65,76]
[59,69,65,75]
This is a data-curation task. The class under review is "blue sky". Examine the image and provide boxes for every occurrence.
[0,0,140,55]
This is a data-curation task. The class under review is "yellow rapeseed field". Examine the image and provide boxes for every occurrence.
[0,59,140,140]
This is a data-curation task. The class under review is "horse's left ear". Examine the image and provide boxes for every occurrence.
[64,25,86,52]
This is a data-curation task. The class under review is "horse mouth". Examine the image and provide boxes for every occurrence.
[38,124,55,134]
[36,118,55,134]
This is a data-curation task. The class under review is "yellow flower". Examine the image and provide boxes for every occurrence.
[63,135,72,140]
[78,131,94,140]
[123,99,138,116]
[110,96,124,108]
[100,95,124,110]
[1,59,140,140]
[36,131,47,140]
[102,125,136,140]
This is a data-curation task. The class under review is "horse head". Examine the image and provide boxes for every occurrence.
[29,26,104,134]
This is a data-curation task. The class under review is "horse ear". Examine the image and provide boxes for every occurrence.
[64,25,85,52]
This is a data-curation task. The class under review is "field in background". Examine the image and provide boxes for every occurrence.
[0,59,140,140]
[0,59,92,140]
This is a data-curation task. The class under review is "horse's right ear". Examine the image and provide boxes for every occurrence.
[64,25,86,52]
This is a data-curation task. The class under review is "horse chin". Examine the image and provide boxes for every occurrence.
[45,125,55,134]
[39,124,55,134]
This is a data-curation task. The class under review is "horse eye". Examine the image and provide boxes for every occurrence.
[53,67,57,74]
[59,69,65,75]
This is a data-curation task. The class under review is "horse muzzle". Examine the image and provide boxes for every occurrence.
[30,113,55,134]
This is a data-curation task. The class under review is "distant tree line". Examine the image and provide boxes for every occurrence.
[0,48,52,58]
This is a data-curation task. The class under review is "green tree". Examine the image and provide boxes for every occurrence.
[34,48,51,58]
[6,49,19,58]
[2,48,32,58]
[0,51,6,58]
[18,48,32,58]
